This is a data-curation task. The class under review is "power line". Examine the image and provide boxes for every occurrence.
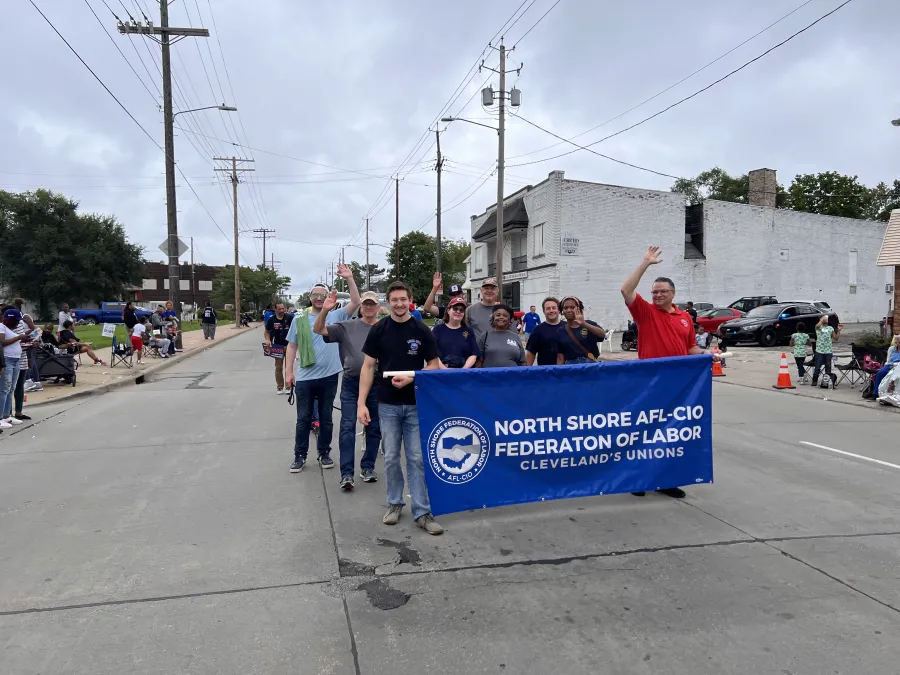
[511,0,565,47]
[507,0,817,160]
[509,0,855,169]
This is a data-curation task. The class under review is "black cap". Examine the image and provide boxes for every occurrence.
[448,284,463,295]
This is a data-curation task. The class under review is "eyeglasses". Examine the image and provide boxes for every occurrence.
[650,290,674,296]
[449,305,465,312]
[309,293,326,300]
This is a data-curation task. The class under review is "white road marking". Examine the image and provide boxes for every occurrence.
[799,442,900,471]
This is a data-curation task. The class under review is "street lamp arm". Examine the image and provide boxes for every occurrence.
[440,116,499,134]
[174,104,237,119]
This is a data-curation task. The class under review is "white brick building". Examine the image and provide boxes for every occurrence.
[467,169,893,329]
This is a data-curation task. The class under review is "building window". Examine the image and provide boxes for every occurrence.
[849,249,858,287]
[684,204,705,259]
[486,242,496,276]
[511,233,527,271]
[180,279,190,291]
[142,279,157,290]
[163,279,169,290]
[532,223,544,257]
[199,280,213,291]
[474,246,484,273]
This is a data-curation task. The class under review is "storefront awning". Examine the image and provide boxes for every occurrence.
[473,198,529,241]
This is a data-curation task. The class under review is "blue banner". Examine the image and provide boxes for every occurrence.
[415,355,714,516]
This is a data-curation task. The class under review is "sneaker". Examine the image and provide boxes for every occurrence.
[137,360,144,365]
[340,475,355,490]
[6,416,23,426]
[631,491,646,497]
[360,469,378,483]
[657,487,687,499]
[23,379,36,391]
[290,458,305,473]
[92,361,104,366]
[161,354,169,359]
[383,504,403,525]
[415,513,444,535]
[14,414,32,421]
[0,419,12,429]
[275,389,283,395]
[318,454,335,469]
[33,384,44,392]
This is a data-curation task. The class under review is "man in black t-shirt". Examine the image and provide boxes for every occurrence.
[358,281,443,535]
[265,302,294,394]
[526,297,566,366]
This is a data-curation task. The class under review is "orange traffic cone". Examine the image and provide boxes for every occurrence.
[772,353,796,389]
[711,346,725,377]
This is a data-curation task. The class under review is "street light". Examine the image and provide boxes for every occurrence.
[173,104,237,119]
[440,116,498,134]
[891,118,900,127]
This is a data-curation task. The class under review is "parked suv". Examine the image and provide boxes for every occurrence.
[727,296,778,313]
[718,302,839,348]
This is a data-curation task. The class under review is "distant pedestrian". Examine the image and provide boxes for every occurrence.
[201,300,218,340]
[58,303,73,333]
[685,301,698,323]
[522,305,541,339]
[811,315,843,387]
[1,309,31,430]
[123,301,139,340]
[132,320,146,364]
[265,302,293,394]
[790,323,810,378]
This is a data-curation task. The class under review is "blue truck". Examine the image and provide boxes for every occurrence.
[70,302,153,325]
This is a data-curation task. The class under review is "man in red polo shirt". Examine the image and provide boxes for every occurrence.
[621,245,719,499]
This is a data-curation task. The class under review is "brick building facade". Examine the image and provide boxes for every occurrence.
[129,262,224,308]
[468,169,893,328]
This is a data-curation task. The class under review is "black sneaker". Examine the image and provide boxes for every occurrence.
[340,475,355,490]
[318,454,335,469]
[290,458,305,473]
[657,487,687,499]
[360,469,378,483]
[631,491,646,497]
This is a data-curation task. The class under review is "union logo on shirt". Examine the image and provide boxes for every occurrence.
[680,318,689,328]
[580,327,588,337]
[407,338,421,355]
[462,331,469,338]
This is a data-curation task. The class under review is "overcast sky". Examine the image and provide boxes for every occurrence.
[3,0,898,297]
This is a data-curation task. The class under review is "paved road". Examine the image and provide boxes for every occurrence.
[1,328,898,674]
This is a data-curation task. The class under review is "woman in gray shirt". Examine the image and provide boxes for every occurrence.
[476,305,526,368]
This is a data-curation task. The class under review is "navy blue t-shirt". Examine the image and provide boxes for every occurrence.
[432,323,480,368]
[525,321,565,365]
[558,320,604,362]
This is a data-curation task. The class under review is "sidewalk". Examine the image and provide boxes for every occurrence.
[24,323,260,408]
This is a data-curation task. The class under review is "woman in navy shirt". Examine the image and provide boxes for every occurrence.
[431,297,479,369]
[557,296,606,364]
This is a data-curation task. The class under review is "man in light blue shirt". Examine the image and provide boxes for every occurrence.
[285,265,360,473]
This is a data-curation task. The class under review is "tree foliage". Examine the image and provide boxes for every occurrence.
[333,261,384,293]
[384,233,470,303]
[672,168,898,221]
[211,265,291,312]
[0,189,144,317]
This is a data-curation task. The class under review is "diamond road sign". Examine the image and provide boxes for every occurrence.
[159,236,189,258]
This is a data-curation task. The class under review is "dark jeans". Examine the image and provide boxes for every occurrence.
[795,356,806,378]
[873,364,895,396]
[812,352,832,384]
[293,373,339,461]
[339,374,381,477]
[13,367,25,414]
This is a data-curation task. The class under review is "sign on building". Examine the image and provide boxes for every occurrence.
[561,229,580,256]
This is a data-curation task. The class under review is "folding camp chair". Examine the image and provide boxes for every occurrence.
[110,336,133,368]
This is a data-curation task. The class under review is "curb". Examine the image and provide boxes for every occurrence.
[713,378,899,415]
[26,325,260,409]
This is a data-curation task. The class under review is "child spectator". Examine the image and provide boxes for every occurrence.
[790,322,810,379]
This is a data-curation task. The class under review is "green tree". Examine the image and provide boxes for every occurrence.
[333,261,385,293]
[785,171,875,219]
[0,189,144,318]
[211,265,291,313]
[672,167,787,206]
[385,233,470,302]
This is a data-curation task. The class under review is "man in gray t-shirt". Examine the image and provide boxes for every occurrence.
[466,277,501,341]
[313,291,382,489]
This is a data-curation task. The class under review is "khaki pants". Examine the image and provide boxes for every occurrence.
[274,357,285,391]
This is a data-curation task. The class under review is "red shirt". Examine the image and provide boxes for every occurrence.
[627,294,696,360]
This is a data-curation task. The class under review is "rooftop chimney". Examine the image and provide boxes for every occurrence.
[748,168,777,208]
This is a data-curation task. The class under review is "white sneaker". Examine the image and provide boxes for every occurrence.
[6,416,23,426]
[276,389,283,395]
[0,419,12,429]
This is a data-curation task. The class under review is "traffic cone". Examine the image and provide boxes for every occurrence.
[772,353,796,389]
[711,346,725,377]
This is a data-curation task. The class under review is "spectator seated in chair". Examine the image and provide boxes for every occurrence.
[164,320,180,355]
[58,320,105,366]
[144,318,172,358]
[871,335,900,400]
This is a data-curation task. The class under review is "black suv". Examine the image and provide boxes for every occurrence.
[727,296,778,313]
[718,303,839,348]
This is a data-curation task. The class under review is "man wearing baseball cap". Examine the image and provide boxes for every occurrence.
[1,309,31,430]
[284,264,361,474]
[422,272,465,324]
[466,277,505,342]
[313,289,383,491]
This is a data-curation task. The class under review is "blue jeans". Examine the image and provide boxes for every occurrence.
[873,364,895,396]
[293,373,339,461]
[379,403,432,520]
[339,375,380,477]
[1,356,21,418]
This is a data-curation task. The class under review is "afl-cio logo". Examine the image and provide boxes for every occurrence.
[427,417,490,485]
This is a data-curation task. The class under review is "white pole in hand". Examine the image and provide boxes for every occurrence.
[383,371,416,378]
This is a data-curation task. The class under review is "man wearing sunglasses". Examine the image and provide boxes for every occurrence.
[285,265,361,474]
[621,246,719,500]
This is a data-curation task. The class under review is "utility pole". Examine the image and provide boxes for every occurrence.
[395,178,400,278]
[190,236,196,311]
[435,129,444,278]
[253,228,275,269]
[495,41,507,294]
[365,217,370,292]
[214,157,255,327]
[118,4,210,343]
